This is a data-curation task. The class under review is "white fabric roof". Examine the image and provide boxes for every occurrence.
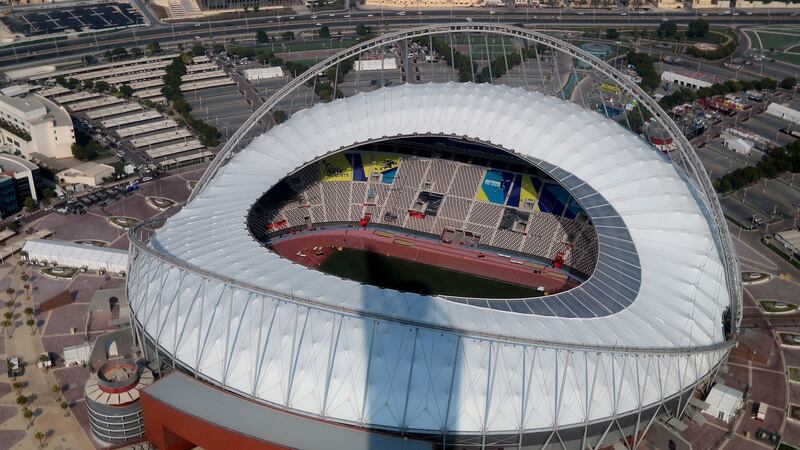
[24,239,128,273]
[130,83,734,434]
[702,383,742,421]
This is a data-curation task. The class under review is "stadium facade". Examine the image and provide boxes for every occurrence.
[127,25,741,450]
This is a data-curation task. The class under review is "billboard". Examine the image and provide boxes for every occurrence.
[476,170,514,204]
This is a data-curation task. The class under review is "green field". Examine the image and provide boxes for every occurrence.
[318,247,543,298]
[744,25,800,66]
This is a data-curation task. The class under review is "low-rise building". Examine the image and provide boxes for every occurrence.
[775,229,800,259]
[58,162,114,187]
[702,383,743,423]
[661,69,717,90]
[243,67,284,81]
[765,103,800,126]
[0,92,75,159]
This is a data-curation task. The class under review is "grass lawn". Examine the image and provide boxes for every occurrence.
[42,267,78,279]
[108,216,141,229]
[779,443,800,450]
[744,26,800,65]
[760,300,799,313]
[319,247,544,298]
[789,367,800,383]
[779,333,800,347]
[790,404,800,422]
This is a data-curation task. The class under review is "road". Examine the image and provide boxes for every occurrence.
[2,8,800,66]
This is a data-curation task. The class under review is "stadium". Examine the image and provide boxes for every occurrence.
[127,25,742,450]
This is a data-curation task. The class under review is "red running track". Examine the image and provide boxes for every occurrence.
[267,227,582,294]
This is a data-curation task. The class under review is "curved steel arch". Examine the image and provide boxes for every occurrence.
[187,22,740,334]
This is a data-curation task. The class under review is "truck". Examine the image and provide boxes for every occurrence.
[757,402,768,421]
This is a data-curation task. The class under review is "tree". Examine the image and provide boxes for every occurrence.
[1,319,11,337]
[12,382,23,394]
[23,197,37,213]
[94,80,110,92]
[34,431,45,448]
[272,109,288,124]
[281,31,295,41]
[657,21,678,38]
[82,55,95,65]
[111,47,128,59]
[7,288,15,298]
[212,43,225,54]
[130,47,144,58]
[781,77,797,90]
[23,306,33,318]
[355,24,371,37]
[16,395,28,407]
[60,401,69,416]
[119,84,134,99]
[82,80,94,91]
[686,18,710,38]
[319,25,330,39]
[41,188,55,206]
[22,408,34,429]
[605,28,619,40]
[192,42,207,56]
[65,78,80,90]
[27,318,36,335]
[256,30,269,43]
[146,41,162,55]
[52,384,62,401]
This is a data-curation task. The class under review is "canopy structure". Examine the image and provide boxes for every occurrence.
[129,83,737,441]
[23,239,128,273]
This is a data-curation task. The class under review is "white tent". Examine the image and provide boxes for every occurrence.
[243,67,284,81]
[63,343,92,366]
[22,239,128,274]
[702,383,743,423]
[354,58,398,71]
[766,102,800,126]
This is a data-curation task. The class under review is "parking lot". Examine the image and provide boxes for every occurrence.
[0,2,143,37]
[185,84,252,140]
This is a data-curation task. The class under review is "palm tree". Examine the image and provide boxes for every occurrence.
[23,284,30,299]
[60,401,69,417]
[34,431,45,448]
[22,408,34,429]
[3,311,11,321]
[1,319,12,337]
[6,288,15,299]
[12,382,23,395]
[52,384,62,401]
[23,307,34,319]
[16,395,28,407]
[26,318,35,335]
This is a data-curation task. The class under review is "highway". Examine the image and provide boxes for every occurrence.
[2,7,799,66]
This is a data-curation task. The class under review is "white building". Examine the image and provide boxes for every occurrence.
[243,67,284,81]
[765,103,800,126]
[721,132,753,156]
[58,162,114,187]
[0,93,75,159]
[661,70,715,90]
[22,239,128,274]
[702,383,743,423]
[354,58,399,71]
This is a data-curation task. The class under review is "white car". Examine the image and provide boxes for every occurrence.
[142,176,153,182]
[311,15,317,19]
[397,11,406,15]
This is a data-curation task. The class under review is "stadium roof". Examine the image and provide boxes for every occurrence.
[133,82,734,435]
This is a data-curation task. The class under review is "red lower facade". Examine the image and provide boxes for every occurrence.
[141,393,288,450]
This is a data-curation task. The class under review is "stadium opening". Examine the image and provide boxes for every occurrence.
[247,137,595,298]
